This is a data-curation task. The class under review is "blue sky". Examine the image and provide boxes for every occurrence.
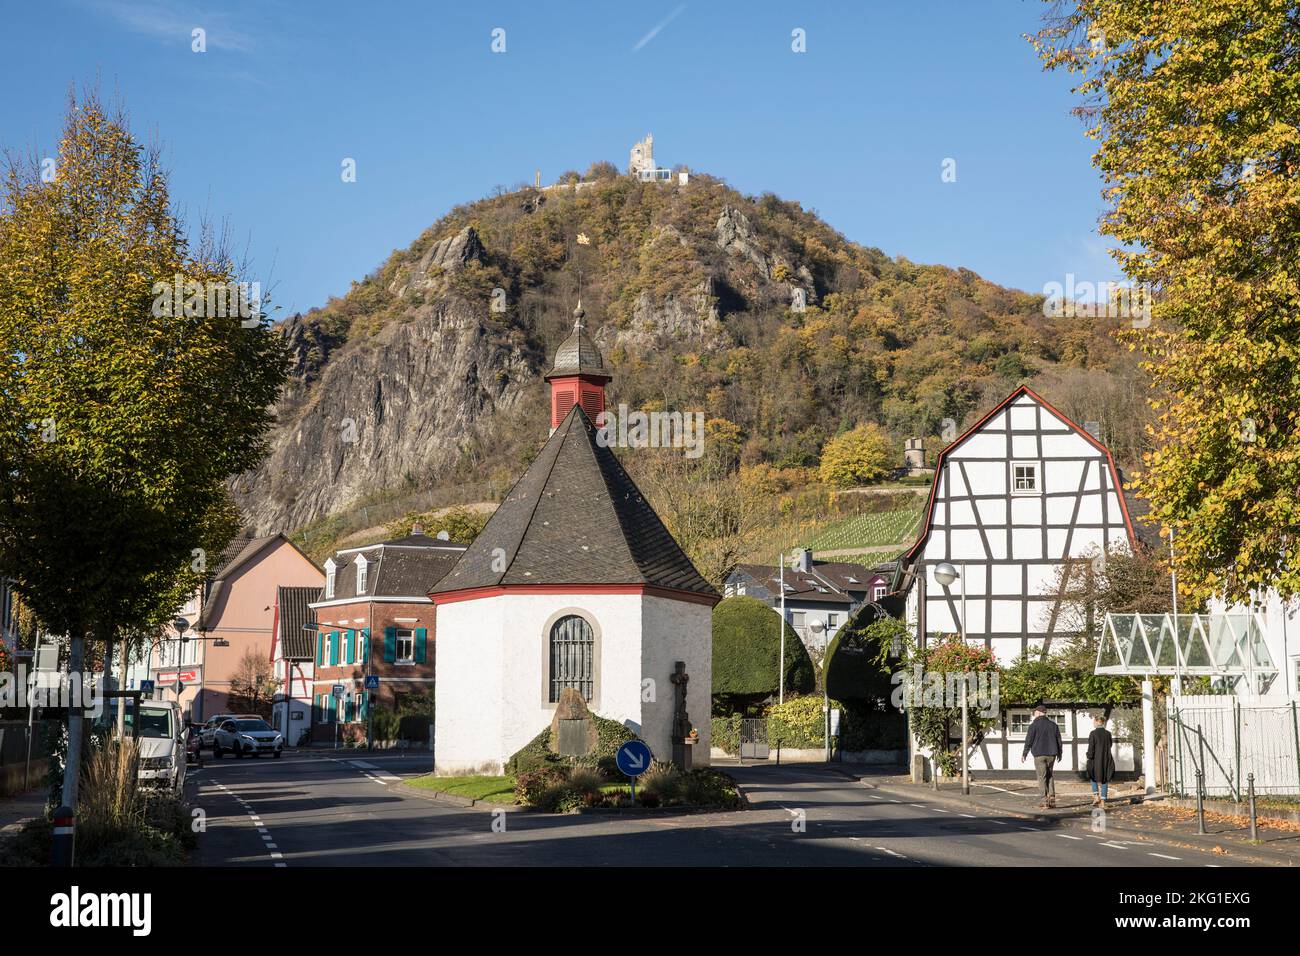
[0,0,1123,320]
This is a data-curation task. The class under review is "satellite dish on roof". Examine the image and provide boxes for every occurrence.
[436,530,450,541]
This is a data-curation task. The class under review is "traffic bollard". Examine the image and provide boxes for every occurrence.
[51,805,75,867]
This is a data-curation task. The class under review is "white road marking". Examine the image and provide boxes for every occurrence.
[1101,842,1128,849]
[1056,834,1083,840]
[1148,853,1180,860]
[958,813,976,818]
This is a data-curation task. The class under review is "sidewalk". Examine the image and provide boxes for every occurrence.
[0,786,47,834]
[838,763,1300,866]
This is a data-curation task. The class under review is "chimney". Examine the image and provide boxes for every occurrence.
[1083,421,1102,441]
[794,548,812,573]
[410,522,424,536]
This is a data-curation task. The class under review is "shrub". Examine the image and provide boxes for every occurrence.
[678,769,743,809]
[712,596,815,713]
[711,714,742,754]
[514,766,569,806]
[535,783,585,814]
[638,762,682,804]
[567,766,605,796]
[766,694,838,749]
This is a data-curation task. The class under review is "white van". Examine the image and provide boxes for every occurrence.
[132,700,187,793]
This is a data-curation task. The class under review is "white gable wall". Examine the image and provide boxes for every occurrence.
[908,392,1132,665]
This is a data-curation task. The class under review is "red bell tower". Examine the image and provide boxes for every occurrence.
[544,300,612,430]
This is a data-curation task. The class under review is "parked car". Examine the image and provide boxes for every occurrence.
[134,701,187,793]
[199,714,235,750]
[211,716,284,759]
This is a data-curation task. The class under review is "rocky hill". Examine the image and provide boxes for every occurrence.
[232,167,1146,539]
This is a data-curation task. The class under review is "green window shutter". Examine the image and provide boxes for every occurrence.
[346,630,355,665]
[415,628,428,664]
[330,631,340,667]
[383,627,397,663]
[316,635,324,667]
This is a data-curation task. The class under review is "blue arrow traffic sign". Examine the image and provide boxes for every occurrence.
[615,739,652,778]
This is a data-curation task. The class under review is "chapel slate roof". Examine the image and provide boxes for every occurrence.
[430,405,718,600]
[277,586,319,659]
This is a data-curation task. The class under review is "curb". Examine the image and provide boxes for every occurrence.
[840,772,1297,866]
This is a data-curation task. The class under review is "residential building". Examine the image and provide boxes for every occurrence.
[430,304,719,774]
[725,551,894,653]
[184,534,323,723]
[269,585,319,745]
[894,385,1140,774]
[308,529,466,743]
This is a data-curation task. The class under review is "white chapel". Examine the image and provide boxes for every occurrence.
[430,305,719,774]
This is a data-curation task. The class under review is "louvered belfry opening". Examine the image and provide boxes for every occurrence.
[549,614,594,702]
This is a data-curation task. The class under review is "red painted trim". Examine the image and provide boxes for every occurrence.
[429,582,719,608]
[903,385,1136,565]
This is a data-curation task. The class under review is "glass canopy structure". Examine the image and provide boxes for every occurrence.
[1096,612,1277,685]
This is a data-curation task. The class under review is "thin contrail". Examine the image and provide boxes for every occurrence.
[632,4,686,52]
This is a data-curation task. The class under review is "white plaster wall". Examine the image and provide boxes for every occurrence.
[641,596,712,766]
[434,597,505,774]
[498,592,647,768]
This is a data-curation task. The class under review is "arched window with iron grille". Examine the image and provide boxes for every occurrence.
[548,614,594,702]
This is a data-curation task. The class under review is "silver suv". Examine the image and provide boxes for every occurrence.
[199,714,236,750]
[211,716,284,759]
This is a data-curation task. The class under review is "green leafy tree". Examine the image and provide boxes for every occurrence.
[711,595,814,714]
[1032,2,1300,602]
[0,91,285,809]
[818,423,895,487]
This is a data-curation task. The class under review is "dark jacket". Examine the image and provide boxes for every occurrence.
[1086,727,1116,783]
[1022,714,1062,760]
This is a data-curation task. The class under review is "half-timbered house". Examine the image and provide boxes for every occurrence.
[895,385,1140,774]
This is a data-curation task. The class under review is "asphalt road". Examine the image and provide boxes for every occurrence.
[187,753,1247,867]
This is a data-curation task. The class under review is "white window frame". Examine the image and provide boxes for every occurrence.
[790,611,806,631]
[324,559,337,600]
[826,612,840,631]
[395,628,415,665]
[1011,460,1041,495]
[356,557,368,596]
[1008,709,1068,739]
[873,584,887,601]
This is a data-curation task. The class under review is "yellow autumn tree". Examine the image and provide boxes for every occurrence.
[818,424,895,487]
[1031,1,1300,602]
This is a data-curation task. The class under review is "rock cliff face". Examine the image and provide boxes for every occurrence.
[231,294,535,534]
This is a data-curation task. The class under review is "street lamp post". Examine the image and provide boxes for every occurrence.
[934,562,970,795]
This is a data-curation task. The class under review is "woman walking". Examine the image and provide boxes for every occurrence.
[1086,714,1116,806]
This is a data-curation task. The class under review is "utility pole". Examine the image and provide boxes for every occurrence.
[778,552,786,705]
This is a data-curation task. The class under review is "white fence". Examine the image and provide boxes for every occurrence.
[1167,695,1300,798]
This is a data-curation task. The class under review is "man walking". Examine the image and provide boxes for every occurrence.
[1022,705,1062,808]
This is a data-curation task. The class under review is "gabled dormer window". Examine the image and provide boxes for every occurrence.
[356,557,368,595]
[324,559,337,600]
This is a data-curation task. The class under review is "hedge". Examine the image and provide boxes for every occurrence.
[712,595,814,711]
